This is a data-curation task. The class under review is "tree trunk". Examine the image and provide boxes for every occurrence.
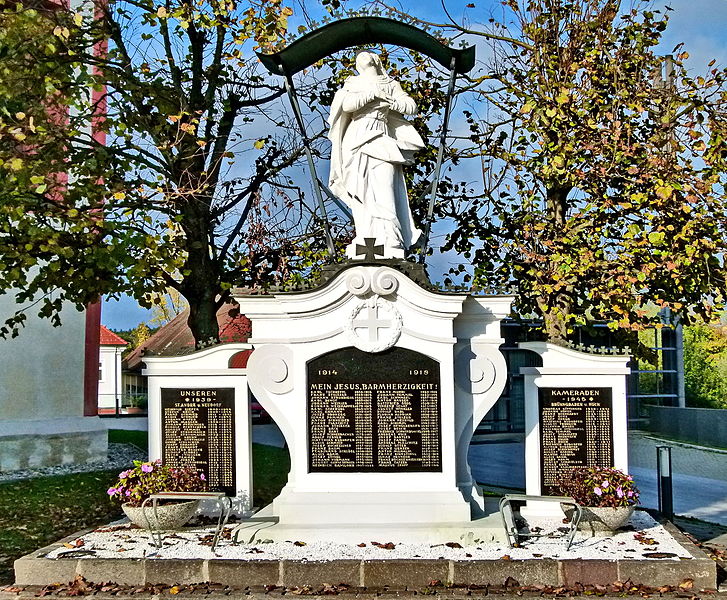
[186,292,220,348]
[540,183,573,342]
[178,196,222,348]
[538,294,571,344]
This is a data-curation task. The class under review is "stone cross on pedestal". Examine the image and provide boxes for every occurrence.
[352,304,392,342]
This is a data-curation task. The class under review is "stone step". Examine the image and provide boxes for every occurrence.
[13,523,716,589]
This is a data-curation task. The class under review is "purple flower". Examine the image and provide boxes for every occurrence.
[627,490,634,497]
[594,486,603,496]
[141,463,153,473]
[601,481,609,489]
[119,470,130,479]
[616,487,624,498]
[107,487,117,496]
[125,490,131,496]
[200,473,206,481]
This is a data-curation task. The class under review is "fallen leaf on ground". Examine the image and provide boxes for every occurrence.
[678,579,694,590]
[372,541,396,549]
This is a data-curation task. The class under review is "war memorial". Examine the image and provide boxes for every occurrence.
[11,16,717,592]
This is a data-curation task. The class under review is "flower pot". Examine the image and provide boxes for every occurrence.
[122,500,200,530]
[562,504,635,534]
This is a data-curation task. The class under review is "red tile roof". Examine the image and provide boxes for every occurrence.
[100,325,128,346]
[123,302,251,372]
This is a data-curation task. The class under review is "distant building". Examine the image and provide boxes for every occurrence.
[119,303,251,414]
[98,325,128,414]
[0,298,106,470]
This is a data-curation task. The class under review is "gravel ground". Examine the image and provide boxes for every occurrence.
[44,510,692,562]
[0,443,145,484]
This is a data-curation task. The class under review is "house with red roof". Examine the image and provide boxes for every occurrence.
[98,325,128,414]
[121,302,251,413]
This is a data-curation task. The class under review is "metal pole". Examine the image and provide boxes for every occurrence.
[675,316,686,407]
[283,74,336,256]
[419,57,458,264]
[656,445,674,520]
[115,347,120,418]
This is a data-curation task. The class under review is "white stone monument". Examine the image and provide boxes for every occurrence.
[519,341,630,514]
[235,265,513,542]
[145,343,254,516]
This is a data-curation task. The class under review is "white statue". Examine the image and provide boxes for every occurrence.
[328,51,425,259]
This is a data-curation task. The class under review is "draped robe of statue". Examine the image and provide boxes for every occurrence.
[328,52,425,259]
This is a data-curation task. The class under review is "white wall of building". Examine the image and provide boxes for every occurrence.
[0,295,107,470]
[98,344,124,410]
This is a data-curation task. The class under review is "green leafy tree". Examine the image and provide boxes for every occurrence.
[147,288,188,328]
[129,322,152,349]
[0,0,332,346]
[683,324,727,409]
[392,0,727,342]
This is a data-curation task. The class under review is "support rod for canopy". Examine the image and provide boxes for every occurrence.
[419,57,458,264]
[318,178,353,219]
[283,73,337,257]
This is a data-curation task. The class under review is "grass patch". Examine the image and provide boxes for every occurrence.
[0,470,122,585]
[252,443,290,508]
[108,429,148,451]
[0,437,290,585]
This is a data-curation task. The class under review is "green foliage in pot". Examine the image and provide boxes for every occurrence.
[107,460,206,507]
[555,466,640,508]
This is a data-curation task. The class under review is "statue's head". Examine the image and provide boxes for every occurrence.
[355,51,384,75]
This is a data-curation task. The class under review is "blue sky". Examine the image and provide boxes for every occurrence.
[101,0,727,330]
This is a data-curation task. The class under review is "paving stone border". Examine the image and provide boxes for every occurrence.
[13,523,716,590]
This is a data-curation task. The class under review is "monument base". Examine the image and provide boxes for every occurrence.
[269,487,473,525]
[232,502,505,545]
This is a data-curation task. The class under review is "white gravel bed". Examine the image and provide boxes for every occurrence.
[0,443,144,483]
[45,510,692,562]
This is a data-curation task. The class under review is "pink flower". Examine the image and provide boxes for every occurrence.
[616,487,624,498]
[119,470,130,479]
[141,463,153,473]
[627,490,634,497]
[594,486,603,496]
[107,487,117,496]
[200,473,206,481]
[601,481,609,489]
[125,490,131,496]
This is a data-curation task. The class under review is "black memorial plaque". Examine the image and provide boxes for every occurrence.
[308,347,441,472]
[161,388,236,496]
[539,387,614,495]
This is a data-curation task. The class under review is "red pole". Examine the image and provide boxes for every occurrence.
[82,0,107,418]
[83,301,102,416]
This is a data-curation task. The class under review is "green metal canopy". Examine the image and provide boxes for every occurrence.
[256,16,476,76]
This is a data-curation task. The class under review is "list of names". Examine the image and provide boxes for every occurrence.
[308,347,441,472]
[539,387,613,495]
[161,388,236,495]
